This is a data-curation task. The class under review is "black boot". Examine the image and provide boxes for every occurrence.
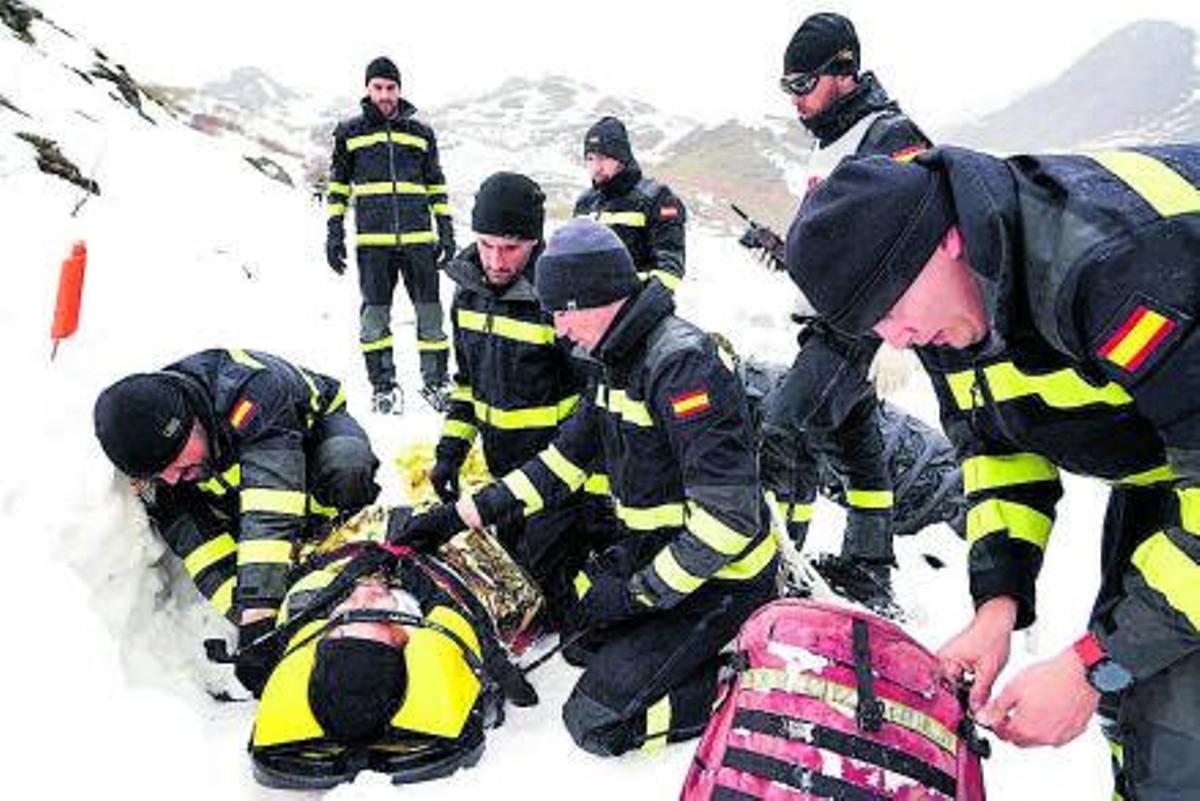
[810,554,902,620]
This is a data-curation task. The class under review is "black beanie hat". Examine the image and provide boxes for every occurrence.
[786,155,957,335]
[583,116,634,165]
[535,218,640,312]
[94,373,195,479]
[472,172,546,240]
[309,637,408,745]
[783,12,860,76]
[364,56,401,86]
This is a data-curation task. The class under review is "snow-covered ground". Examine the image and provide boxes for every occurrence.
[3,11,1114,800]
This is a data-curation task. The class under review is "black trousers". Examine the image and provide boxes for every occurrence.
[1093,486,1200,801]
[497,494,616,630]
[356,244,447,391]
[561,558,778,757]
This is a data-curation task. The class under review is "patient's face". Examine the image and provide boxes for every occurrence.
[328,579,410,649]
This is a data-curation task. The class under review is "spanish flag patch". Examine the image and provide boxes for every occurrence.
[890,145,926,163]
[659,205,679,219]
[229,398,257,430]
[670,388,712,419]
[1097,304,1177,372]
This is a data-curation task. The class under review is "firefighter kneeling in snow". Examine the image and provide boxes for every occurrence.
[398,219,780,757]
[247,507,536,789]
[788,145,1200,800]
[93,348,380,695]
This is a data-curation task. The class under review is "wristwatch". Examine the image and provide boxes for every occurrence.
[1073,632,1134,693]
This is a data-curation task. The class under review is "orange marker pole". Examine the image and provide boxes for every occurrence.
[50,240,87,360]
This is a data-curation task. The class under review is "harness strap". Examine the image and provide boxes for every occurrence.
[732,708,957,797]
[852,618,884,733]
[722,747,890,801]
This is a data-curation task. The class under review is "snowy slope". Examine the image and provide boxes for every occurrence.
[3,7,1114,801]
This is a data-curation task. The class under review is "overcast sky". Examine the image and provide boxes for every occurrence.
[35,0,1200,127]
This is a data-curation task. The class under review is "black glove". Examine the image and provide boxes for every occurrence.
[235,615,283,698]
[572,569,645,630]
[395,502,466,551]
[436,218,456,264]
[430,454,462,503]
[326,221,347,275]
[488,653,539,707]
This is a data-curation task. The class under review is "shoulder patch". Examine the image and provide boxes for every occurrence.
[1096,298,1185,374]
[670,388,712,420]
[890,145,926,163]
[229,398,258,430]
[659,204,680,219]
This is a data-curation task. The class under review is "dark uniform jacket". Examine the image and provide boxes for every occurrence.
[800,72,929,156]
[438,244,585,477]
[474,281,779,610]
[574,164,687,291]
[326,98,450,249]
[914,144,1200,680]
[145,349,347,620]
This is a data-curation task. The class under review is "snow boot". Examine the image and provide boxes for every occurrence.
[371,386,404,415]
[810,553,903,620]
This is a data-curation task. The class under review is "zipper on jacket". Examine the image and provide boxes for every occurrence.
[385,118,401,249]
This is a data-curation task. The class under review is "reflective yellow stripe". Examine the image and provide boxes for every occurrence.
[472,395,579,430]
[686,501,752,556]
[427,184,447,195]
[351,181,428,196]
[326,386,346,414]
[596,386,654,427]
[1117,464,1176,490]
[846,489,895,510]
[450,385,473,403]
[741,668,958,754]
[417,338,451,352]
[327,203,346,217]
[327,182,350,196]
[457,309,557,345]
[584,473,610,495]
[967,498,1052,549]
[1093,151,1200,217]
[639,269,682,291]
[308,496,338,519]
[356,231,438,246]
[1177,487,1200,535]
[946,362,1132,411]
[573,570,592,599]
[539,445,587,491]
[643,695,672,753]
[1131,531,1200,628]
[197,463,242,496]
[502,471,544,516]
[596,211,647,227]
[776,501,813,524]
[237,539,293,565]
[183,534,236,577]
[211,576,235,615]
[228,348,265,369]
[714,534,778,580]
[617,501,686,531]
[653,548,705,594]
[346,131,428,152]
[962,452,1060,494]
[241,488,307,516]
[361,335,394,353]
[432,203,451,215]
[442,419,477,442]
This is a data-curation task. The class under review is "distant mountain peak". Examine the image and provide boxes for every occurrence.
[200,66,303,112]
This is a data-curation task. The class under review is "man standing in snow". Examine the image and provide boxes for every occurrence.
[754,11,931,614]
[400,219,778,756]
[434,172,611,628]
[574,116,688,291]
[788,145,1200,800]
[325,56,454,414]
[93,348,380,695]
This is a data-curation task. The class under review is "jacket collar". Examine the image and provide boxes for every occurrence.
[803,72,898,147]
[593,280,674,367]
[595,161,643,198]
